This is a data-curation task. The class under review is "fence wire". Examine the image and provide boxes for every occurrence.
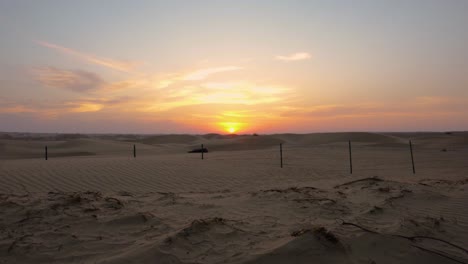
[2,140,467,176]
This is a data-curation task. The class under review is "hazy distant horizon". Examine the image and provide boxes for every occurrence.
[1,130,465,136]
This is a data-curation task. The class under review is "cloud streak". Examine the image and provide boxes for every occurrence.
[34,67,105,93]
[36,41,139,72]
[275,52,311,61]
[145,81,292,111]
[181,66,243,81]
[0,96,137,120]
[151,66,243,89]
[280,97,468,120]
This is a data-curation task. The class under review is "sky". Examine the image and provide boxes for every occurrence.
[1,0,467,134]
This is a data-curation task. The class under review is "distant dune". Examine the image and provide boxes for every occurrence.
[192,134,284,151]
[273,132,402,145]
[2,131,467,159]
[140,134,200,145]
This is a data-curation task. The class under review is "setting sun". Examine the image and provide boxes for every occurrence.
[219,122,243,134]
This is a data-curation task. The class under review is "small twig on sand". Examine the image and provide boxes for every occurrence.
[412,245,466,264]
[293,198,336,204]
[105,197,123,209]
[338,219,468,261]
[340,220,379,234]
[334,177,383,188]
[399,235,468,254]
[7,234,32,254]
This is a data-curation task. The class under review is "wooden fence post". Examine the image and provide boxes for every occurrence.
[409,140,415,174]
[280,143,283,168]
[348,140,352,174]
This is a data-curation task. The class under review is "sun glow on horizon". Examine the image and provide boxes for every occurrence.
[219,122,243,134]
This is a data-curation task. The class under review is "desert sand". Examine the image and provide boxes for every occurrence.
[0,132,467,263]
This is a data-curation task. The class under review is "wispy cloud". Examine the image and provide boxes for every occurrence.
[66,102,104,113]
[33,67,105,93]
[152,66,243,89]
[36,40,139,72]
[63,96,137,113]
[0,105,36,113]
[275,52,311,62]
[0,96,137,119]
[143,81,292,112]
[33,63,244,95]
[280,97,468,119]
[181,66,243,81]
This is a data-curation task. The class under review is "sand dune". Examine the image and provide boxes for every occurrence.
[191,135,284,152]
[274,132,402,145]
[0,132,467,263]
[0,138,154,159]
[140,134,201,145]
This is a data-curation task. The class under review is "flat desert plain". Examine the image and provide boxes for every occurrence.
[0,132,467,263]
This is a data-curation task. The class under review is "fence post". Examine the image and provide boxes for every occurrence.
[45,146,48,160]
[133,144,136,158]
[201,144,204,160]
[348,140,352,174]
[409,140,415,174]
[280,143,283,168]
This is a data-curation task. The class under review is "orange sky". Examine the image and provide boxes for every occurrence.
[1,1,467,133]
